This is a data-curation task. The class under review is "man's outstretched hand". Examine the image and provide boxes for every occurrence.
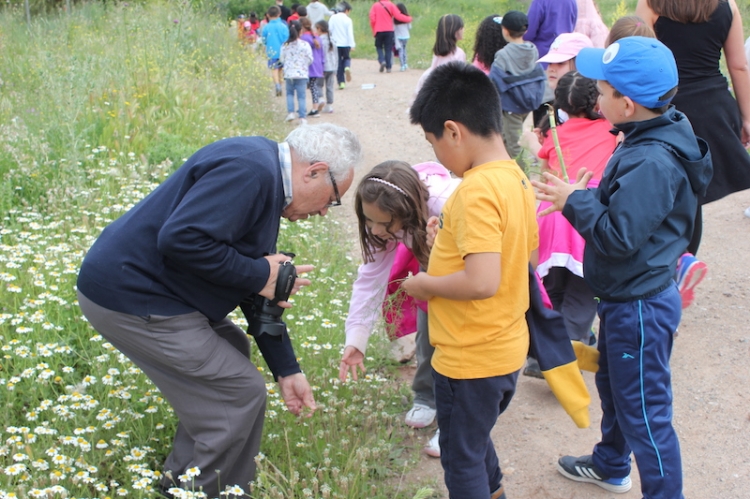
[278,372,316,417]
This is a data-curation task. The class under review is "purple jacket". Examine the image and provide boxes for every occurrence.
[524,0,578,62]
[301,33,324,78]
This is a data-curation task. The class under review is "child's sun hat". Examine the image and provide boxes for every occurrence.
[537,33,594,64]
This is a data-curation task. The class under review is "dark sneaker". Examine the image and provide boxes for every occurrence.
[557,455,631,493]
[523,357,544,379]
[379,62,386,73]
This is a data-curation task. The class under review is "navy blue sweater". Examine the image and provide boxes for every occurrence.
[78,137,303,378]
[563,107,712,301]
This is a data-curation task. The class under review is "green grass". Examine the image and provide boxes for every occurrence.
[0,2,421,498]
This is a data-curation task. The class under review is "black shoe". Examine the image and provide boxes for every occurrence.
[588,329,598,347]
[379,62,386,72]
[557,455,632,493]
[523,357,544,379]
[307,109,320,117]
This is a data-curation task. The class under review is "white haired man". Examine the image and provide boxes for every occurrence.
[77,124,362,497]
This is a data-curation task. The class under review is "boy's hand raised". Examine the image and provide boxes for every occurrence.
[532,169,593,217]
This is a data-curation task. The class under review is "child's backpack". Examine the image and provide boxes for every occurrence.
[489,64,547,114]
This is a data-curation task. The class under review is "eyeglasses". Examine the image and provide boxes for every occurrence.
[326,169,342,207]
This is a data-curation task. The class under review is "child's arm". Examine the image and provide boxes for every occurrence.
[401,252,500,302]
[725,0,750,146]
[339,244,399,382]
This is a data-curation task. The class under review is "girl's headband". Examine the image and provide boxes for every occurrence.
[367,177,408,196]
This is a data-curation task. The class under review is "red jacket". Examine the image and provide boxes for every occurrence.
[369,0,412,35]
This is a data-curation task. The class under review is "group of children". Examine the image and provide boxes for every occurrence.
[259,3,355,124]
[336,8,713,499]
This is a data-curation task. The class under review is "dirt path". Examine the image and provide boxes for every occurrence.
[305,58,750,498]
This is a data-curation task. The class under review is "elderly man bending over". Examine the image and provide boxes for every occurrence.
[76,124,362,497]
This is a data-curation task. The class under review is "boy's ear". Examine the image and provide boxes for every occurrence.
[443,120,462,142]
[622,96,637,118]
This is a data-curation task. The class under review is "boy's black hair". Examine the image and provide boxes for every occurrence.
[394,3,409,25]
[296,5,307,16]
[611,85,678,115]
[410,62,503,138]
[337,2,352,13]
[267,5,281,17]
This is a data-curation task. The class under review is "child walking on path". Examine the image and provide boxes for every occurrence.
[527,71,617,379]
[369,0,412,73]
[328,2,355,88]
[412,15,466,100]
[261,5,290,97]
[534,37,713,499]
[394,3,411,71]
[339,161,460,456]
[281,24,313,124]
[405,61,539,499]
[300,18,325,118]
[315,20,337,114]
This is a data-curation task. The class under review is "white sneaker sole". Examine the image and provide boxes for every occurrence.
[557,463,632,493]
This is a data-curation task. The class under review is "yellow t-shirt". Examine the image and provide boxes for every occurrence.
[428,160,539,379]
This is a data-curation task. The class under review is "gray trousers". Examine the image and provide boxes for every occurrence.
[411,308,436,409]
[78,291,266,497]
[315,70,335,105]
[502,110,528,168]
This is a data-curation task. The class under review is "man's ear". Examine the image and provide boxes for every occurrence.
[306,161,328,181]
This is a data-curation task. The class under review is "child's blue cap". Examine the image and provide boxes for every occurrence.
[576,36,678,109]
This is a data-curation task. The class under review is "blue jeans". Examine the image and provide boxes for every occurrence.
[434,369,519,499]
[593,284,683,499]
[336,46,351,84]
[398,38,408,67]
[285,78,308,118]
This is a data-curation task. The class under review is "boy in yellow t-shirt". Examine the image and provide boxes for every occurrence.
[403,61,538,499]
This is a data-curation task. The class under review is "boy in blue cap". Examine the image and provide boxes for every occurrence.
[533,36,713,499]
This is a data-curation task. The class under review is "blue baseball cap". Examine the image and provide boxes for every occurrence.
[576,36,678,109]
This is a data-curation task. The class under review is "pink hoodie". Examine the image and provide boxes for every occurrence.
[344,162,460,354]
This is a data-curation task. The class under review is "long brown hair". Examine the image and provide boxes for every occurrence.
[606,15,656,46]
[300,17,320,48]
[433,14,464,57]
[355,161,430,268]
[646,0,721,23]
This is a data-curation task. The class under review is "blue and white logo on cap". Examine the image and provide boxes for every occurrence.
[602,43,619,64]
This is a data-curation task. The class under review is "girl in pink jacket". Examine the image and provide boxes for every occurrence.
[339,160,460,458]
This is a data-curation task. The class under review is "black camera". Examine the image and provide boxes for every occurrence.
[245,254,297,337]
